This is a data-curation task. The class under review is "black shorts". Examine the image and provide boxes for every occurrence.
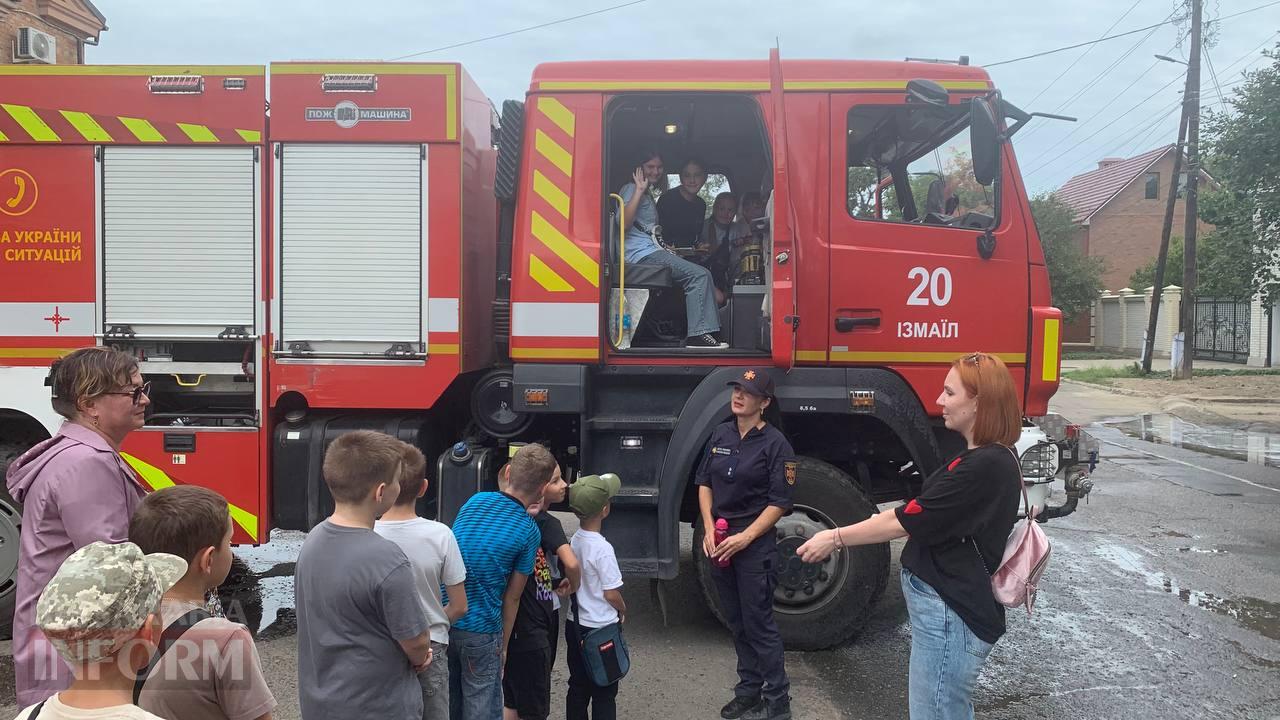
[502,645,553,719]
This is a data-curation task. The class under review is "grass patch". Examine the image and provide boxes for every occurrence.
[1063,365,1280,384]
[1063,350,1132,360]
[1062,364,1146,385]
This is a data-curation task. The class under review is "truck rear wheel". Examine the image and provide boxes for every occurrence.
[1,429,46,640]
[694,456,889,650]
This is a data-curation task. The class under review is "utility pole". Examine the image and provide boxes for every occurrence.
[1141,109,1189,374]
[1175,0,1202,380]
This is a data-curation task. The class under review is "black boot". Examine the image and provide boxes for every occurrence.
[720,694,762,719]
[742,696,791,720]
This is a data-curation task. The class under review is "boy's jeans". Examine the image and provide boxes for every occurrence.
[420,641,449,719]
[901,568,995,720]
[448,629,503,720]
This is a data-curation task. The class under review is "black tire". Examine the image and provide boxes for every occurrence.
[695,456,890,650]
[1,428,47,640]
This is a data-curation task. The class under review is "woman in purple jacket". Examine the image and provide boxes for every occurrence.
[5,346,150,706]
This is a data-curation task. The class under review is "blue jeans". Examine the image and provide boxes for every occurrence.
[901,568,995,720]
[633,250,721,336]
[448,629,502,720]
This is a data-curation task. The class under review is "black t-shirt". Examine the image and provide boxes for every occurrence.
[656,190,707,248]
[509,511,568,650]
[894,444,1021,644]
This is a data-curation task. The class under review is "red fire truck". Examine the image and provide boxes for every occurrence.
[0,54,1094,647]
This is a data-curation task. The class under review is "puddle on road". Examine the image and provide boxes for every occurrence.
[1094,544,1280,642]
[219,530,304,639]
[1106,414,1280,469]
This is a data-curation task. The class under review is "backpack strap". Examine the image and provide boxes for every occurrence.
[133,608,212,705]
[28,700,46,719]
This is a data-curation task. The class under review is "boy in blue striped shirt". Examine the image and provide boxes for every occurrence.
[448,444,554,720]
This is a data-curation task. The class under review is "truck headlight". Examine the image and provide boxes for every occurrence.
[1019,442,1060,480]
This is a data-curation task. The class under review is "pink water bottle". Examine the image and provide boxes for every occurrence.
[713,518,732,568]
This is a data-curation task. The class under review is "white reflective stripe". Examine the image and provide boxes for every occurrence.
[428,298,459,334]
[0,302,96,336]
[512,302,598,338]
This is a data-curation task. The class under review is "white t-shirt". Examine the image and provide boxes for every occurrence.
[14,694,164,719]
[569,529,623,628]
[374,516,467,644]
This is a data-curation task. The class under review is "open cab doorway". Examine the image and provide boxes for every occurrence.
[602,93,774,356]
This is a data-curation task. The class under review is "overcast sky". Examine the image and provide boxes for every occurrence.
[89,0,1279,193]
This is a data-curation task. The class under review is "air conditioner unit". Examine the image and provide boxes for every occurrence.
[15,27,57,64]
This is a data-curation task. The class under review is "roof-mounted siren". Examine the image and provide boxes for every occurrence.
[904,56,970,65]
[322,74,377,93]
[149,75,205,94]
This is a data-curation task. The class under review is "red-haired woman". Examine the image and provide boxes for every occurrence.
[797,352,1022,720]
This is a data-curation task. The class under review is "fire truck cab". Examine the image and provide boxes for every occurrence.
[0,55,1096,648]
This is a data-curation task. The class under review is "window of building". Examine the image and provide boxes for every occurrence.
[1145,172,1160,199]
[846,103,997,231]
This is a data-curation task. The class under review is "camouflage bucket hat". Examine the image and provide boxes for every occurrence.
[36,541,187,663]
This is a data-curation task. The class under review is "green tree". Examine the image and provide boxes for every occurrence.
[1129,235,1183,290]
[1201,43,1280,304]
[1030,193,1105,321]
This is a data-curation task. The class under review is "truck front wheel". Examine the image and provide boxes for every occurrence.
[694,456,890,650]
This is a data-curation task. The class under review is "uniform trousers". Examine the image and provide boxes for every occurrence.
[710,529,790,702]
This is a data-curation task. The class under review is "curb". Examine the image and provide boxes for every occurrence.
[1060,378,1147,397]
[1060,379,1273,405]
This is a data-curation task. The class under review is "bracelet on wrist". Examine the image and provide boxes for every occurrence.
[835,526,846,548]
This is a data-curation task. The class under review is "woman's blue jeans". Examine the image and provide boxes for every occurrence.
[901,568,995,720]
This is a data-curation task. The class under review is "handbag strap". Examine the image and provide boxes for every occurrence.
[970,445,1033,575]
[569,593,583,644]
[133,608,212,704]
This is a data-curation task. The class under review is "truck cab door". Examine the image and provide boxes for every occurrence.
[768,48,797,370]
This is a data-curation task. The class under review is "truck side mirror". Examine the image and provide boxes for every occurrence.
[970,97,1001,186]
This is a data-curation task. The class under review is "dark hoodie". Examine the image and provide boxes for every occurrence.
[6,421,146,706]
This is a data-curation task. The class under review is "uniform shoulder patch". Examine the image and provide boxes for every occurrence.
[947,456,964,472]
[784,461,797,485]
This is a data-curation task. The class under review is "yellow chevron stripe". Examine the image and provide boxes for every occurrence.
[795,350,828,362]
[0,128,8,141]
[529,254,575,292]
[511,346,599,360]
[530,211,598,287]
[236,129,261,143]
[59,110,113,142]
[537,97,576,137]
[534,130,573,177]
[177,123,219,142]
[427,343,460,355]
[828,350,1027,364]
[532,170,570,219]
[121,452,259,541]
[118,117,166,143]
[0,347,77,359]
[2,104,59,142]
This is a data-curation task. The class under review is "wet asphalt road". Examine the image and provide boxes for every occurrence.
[2,383,1278,719]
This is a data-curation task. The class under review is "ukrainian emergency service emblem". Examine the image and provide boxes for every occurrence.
[784,461,797,486]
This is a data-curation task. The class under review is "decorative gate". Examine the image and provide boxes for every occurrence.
[1193,298,1251,363]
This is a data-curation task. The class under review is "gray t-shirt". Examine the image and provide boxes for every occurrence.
[620,182,662,263]
[374,517,467,645]
[295,521,430,720]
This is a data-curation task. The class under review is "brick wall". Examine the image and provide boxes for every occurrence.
[1,0,84,65]
[1086,153,1214,291]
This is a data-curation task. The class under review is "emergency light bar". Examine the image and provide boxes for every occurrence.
[321,74,377,92]
[148,75,205,94]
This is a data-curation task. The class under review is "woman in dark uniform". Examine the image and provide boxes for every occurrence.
[797,352,1022,720]
[696,368,796,720]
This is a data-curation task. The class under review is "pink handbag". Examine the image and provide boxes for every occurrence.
[975,448,1053,615]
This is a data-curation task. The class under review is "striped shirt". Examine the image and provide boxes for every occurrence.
[450,492,540,633]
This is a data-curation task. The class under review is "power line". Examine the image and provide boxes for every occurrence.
[986,0,1280,67]
[1203,48,1227,110]
[389,0,650,61]
[1026,0,1146,106]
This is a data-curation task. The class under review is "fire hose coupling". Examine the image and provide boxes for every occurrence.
[1065,470,1094,498]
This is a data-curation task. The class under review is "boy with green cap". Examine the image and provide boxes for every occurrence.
[13,540,187,720]
[565,473,625,720]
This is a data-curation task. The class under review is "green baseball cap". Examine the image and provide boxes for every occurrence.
[37,541,187,663]
[569,473,621,516]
